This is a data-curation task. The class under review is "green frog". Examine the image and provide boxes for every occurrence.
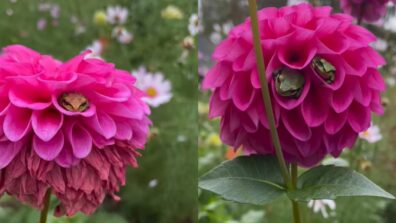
[311,56,336,84]
[273,68,305,98]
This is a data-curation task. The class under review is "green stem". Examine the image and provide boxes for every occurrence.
[291,164,302,223]
[247,0,291,189]
[40,189,52,223]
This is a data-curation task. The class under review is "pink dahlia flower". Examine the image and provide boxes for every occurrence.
[340,0,389,23]
[0,45,151,216]
[202,3,385,167]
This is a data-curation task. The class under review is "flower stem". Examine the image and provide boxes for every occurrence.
[40,189,52,223]
[247,0,291,189]
[291,163,302,223]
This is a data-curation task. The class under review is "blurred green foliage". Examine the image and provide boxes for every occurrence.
[0,0,197,223]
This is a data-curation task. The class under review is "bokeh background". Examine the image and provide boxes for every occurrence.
[198,0,396,222]
[0,0,197,223]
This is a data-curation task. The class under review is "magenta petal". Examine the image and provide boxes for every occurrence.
[318,34,349,54]
[348,102,370,133]
[354,80,372,106]
[55,142,80,168]
[0,140,23,169]
[209,90,229,118]
[230,73,256,111]
[3,106,32,142]
[32,108,63,141]
[33,132,64,161]
[202,62,232,90]
[365,68,385,91]
[9,86,52,110]
[67,123,93,159]
[277,31,317,69]
[324,109,348,134]
[93,83,131,103]
[282,109,312,141]
[330,76,355,113]
[301,87,329,127]
[84,112,116,139]
[115,120,133,140]
[0,99,10,116]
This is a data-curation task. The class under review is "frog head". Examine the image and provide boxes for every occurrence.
[273,68,305,98]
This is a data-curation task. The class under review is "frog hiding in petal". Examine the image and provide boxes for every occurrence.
[311,56,336,84]
[58,92,90,112]
[273,68,305,98]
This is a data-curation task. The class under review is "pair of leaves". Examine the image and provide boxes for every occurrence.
[199,155,395,205]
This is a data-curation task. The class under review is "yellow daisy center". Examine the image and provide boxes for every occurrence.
[146,87,158,98]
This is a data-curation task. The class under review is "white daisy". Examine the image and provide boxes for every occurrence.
[133,67,173,107]
[371,38,388,52]
[188,13,201,36]
[106,5,129,25]
[384,15,396,32]
[359,123,382,143]
[287,0,307,5]
[112,27,133,44]
[308,199,336,219]
[84,40,104,59]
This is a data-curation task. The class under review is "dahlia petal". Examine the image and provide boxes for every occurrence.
[318,34,349,54]
[114,120,133,140]
[250,69,261,89]
[209,90,229,118]
[348,102,371,133]
[55,142,80,168]
[365,68,385,91]
[370,91,384,115]
[67,123,93,159]
[233,49,256,72]
[93,83,131,102]
[230,73,256,111]
[330,76,355,113]
[354,80,372,106]
[32,108,63,141]
[277,31,317,69]
[345,25,376,46]
[84,112,116,139]
[301,87,329,127]
[0,140,23,169]
[324,110,348,134]
[3,106,31,142]
[102,101,143,119]
[342,50,367,76]
[282,109,312,141]
[202,62,232,89]
[0,99,10,116]
[3,45,41,63]
[33,132,64,161]
[9,86,51,110]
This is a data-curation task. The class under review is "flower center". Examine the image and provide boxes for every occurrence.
[58,92,90,112]
[273,68,305,98]
[362,130,370,138]
[146,87,158,98]
[311,57,336,84]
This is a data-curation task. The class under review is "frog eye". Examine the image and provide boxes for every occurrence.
[312,57,336,84]
[78,101,89,112]
[273,68,305,98]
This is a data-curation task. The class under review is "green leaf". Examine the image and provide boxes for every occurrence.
[288,165,395,201]
[199,155,286,205]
